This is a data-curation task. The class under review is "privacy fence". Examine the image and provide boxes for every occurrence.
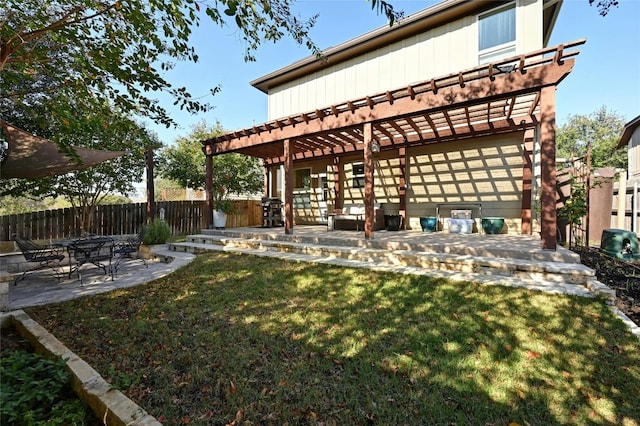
[0,200,264,242]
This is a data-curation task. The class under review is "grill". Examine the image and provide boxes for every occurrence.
[261,197,283,228]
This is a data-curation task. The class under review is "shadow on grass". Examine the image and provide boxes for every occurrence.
[26,252,640,425]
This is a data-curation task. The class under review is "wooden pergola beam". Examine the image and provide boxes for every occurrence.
[205,60,575,155]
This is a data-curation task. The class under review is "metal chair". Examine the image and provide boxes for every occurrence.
[67,236,115,285]
[112,226,148,273]
[12,234,65,285]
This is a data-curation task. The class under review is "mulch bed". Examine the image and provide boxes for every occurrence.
[577,246,640,326]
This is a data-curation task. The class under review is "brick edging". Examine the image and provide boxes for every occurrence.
[0,310,162,426]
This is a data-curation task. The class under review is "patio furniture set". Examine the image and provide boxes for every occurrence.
[12,227,147,286]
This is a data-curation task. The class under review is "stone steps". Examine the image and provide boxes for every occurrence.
[168,230,614,301]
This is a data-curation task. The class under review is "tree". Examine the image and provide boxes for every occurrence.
[1,0,401,132]
[556,106,627,170]
[156,120,263,213]
[0,100,157,232]
[589,0,619,16]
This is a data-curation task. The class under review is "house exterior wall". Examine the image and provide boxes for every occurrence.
[405,134,524,233]
[280,133,525,232]
[629,126,640,178]
[278,159,333,225]
[267,0,544,120]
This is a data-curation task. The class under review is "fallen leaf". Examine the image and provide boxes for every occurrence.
[527,351,541,360]
[230,380,237,394]
[198,411,213,420]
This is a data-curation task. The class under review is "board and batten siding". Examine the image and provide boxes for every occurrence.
[267,0,543,120]
[406,134,524,233]
[628,126,640,178]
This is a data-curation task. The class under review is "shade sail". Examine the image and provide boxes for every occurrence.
[0,120,125,179]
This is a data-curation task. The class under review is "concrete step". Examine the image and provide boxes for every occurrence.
[183,234,594,285]
[168,240,599,300]
[199,228,581,263]
[170,232,614,301]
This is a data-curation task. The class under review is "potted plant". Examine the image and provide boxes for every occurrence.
[212,198,233,229]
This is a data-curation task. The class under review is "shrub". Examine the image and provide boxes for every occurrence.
[0,349,96,425]
[143,219,171,245]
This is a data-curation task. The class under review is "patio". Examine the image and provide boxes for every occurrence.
[170,225,615,301]
[4,226,616,311]
[4,245,195,311]
[197,225,580,262]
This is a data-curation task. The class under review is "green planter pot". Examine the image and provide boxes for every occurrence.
[482,217,504,234]
[420,216,438,232]
[385,215,402,231]
[600,229,640,260]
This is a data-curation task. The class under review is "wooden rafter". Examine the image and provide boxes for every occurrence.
[424,113,439,137]
[405,116,423,139]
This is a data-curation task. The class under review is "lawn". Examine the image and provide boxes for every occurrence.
[25,252,640,425]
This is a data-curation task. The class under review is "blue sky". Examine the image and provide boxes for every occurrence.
[144,0,640,146]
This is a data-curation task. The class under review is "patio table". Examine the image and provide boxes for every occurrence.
[62,236,115,284]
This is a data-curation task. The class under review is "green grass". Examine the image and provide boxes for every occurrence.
[25,252,640,425]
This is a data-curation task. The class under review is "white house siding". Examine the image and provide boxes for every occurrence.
[406,134,524,233]
[629,126,640,178]
[266,0,544,120]
[518,0,544,54]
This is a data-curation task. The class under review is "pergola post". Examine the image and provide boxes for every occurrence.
[332,157,343,211]
[521,128,534,235]
[540,86,557,250]
[284,138,294,234]
[363,122,375,239]
[399,147,407,230]
[263,163,270,197]
[205,147,213,229]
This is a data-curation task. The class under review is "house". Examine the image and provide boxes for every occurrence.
[615,115,640,231]
[618,115,640,179]
[202,0,582,250]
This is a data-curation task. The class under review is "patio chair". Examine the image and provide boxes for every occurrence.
[112,226,148,273]
[12,234,65,285]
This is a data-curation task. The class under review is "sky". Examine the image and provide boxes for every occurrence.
[143,0,640,146]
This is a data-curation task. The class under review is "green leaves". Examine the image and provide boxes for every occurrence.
[0,348,95,425]
[556,106,627,170]
[155,120,263,212]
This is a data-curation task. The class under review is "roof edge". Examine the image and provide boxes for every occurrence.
[617,115,640,149]
[250,0,479,93]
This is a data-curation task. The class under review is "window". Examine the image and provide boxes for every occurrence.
[294,168,311,189]
[352,163,365,188]
[478,3,516,64]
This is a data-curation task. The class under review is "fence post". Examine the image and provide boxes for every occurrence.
[617,172,627,229]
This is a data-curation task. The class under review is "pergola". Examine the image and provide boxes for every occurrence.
[202,39,585,250]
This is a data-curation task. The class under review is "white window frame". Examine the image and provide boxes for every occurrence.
[478,2,516,65]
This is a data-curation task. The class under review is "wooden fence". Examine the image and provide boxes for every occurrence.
[0,200,264,241]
